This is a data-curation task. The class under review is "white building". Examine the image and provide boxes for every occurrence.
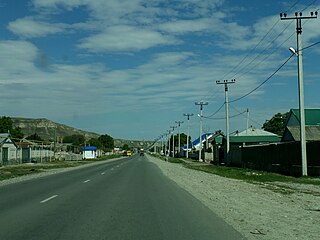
[0,133,18,165]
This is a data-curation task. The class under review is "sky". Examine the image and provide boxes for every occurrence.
[0,0,319,142]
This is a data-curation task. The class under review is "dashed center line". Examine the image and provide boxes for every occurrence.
[40,195,58,203]
[101,172,105,175]
[83,179,91,183]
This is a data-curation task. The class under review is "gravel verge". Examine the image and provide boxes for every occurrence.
[147,155,320,240]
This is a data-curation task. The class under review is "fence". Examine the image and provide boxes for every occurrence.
[231,141,320,176]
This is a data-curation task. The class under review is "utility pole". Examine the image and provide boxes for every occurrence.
[167,130,171,157]
[183,113,193,159]
[175,121,184,155]
[216,79,235,162]
[280,11,318,176]
[195,101,208,161]
[170,126,176,157]
[246,108,250,135]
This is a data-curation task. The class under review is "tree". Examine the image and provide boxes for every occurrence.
[98,134,114,151]
[168,133,190,151]
[0,116,24,139]
[88,138,102,149]
[0,116,13,133]
[262,112,289,136]
[122,144,131,151]
[26,133,43,141]
[63,134,85,145]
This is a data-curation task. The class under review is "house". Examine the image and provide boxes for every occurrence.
[82,146,97,159]
[224,127,281,166]
[282,109,320,142]
[16,139,54,163]
[230,126,281,146]
[0,133,18,165]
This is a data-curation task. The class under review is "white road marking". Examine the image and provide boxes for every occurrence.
[111,168,114,171]
[101,172,105,175]
[40,195,58,203]
[83,179,91,183]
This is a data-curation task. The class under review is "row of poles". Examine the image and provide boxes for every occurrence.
[156,12,317,175]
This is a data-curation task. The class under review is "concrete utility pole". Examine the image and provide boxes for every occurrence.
[195,101,208,161]
[183,113,193,159]
[170,126,176,157]
[280,11,318,176]
[216,79,235,162]
[167,130,171,157]
[175,121,184,155]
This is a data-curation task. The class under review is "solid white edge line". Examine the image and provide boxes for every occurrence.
[40,195,58,203]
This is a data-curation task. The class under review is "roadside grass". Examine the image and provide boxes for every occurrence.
[158,155,184,164]
[186,164,320,186]
[0,155,121,181]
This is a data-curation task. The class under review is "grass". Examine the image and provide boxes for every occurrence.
[0,154,121,181]
[186,164,320,186]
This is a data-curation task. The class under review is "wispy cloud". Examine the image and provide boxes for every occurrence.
[78,25,179,52]
[8,17,67,38]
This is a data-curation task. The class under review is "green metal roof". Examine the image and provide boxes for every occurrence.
[291,109,320,126]
[229,135,281,143]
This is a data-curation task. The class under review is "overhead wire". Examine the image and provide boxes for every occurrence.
[228,38,320,104]
[202,110,247,120]
[200,0,316,102]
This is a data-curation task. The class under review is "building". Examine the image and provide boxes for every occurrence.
[230,126,281,146]
[82,146,97,159]
[0,133,18,165]
[282,109,320,142]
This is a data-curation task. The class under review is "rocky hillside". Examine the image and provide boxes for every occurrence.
[12,117,100,141]
[11,117,153,148]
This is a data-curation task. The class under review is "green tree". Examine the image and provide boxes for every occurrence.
[0,116,24,139]
[63,134,85,145]
[262,112,289,136]
[26,133,43,141]
[0,116,13,133]
[122,144,131,151]
[88,138,102,149]
[168,133,189,151]
[98,134,114,151]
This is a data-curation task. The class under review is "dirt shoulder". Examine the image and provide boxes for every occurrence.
[147,155,320,240]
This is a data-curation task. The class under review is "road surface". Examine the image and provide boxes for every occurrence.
[0,155,245,240]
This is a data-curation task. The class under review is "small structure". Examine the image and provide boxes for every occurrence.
[0,133,18,165]
[282,109,320,142]
[82,146,97,159]
[230,126,281,146]
[227,127,280,166]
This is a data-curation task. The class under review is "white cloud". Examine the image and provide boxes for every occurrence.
[78,25,179,52]
[8,17,67,38]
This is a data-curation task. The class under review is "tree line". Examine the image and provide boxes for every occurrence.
[0,116,114,152]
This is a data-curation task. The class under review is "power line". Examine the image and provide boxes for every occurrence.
[205,102,225,118]
[229,53,295,103]
[200,1,317,102]
[203,110,247,120]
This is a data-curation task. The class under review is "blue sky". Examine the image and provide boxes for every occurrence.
[0,0,319,142]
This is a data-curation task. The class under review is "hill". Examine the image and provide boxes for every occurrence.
[12,117,100,141]
[11,117,153,148]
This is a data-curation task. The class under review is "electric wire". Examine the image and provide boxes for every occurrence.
[228,53,295,103]
[202,110,247,120]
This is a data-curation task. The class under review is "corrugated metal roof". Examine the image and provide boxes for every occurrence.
[286,126,320,141]
[234,127,279,137]
[230,135,281,143]
[291,109,320,126]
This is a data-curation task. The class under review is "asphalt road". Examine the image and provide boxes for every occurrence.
[0,155,245,240]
